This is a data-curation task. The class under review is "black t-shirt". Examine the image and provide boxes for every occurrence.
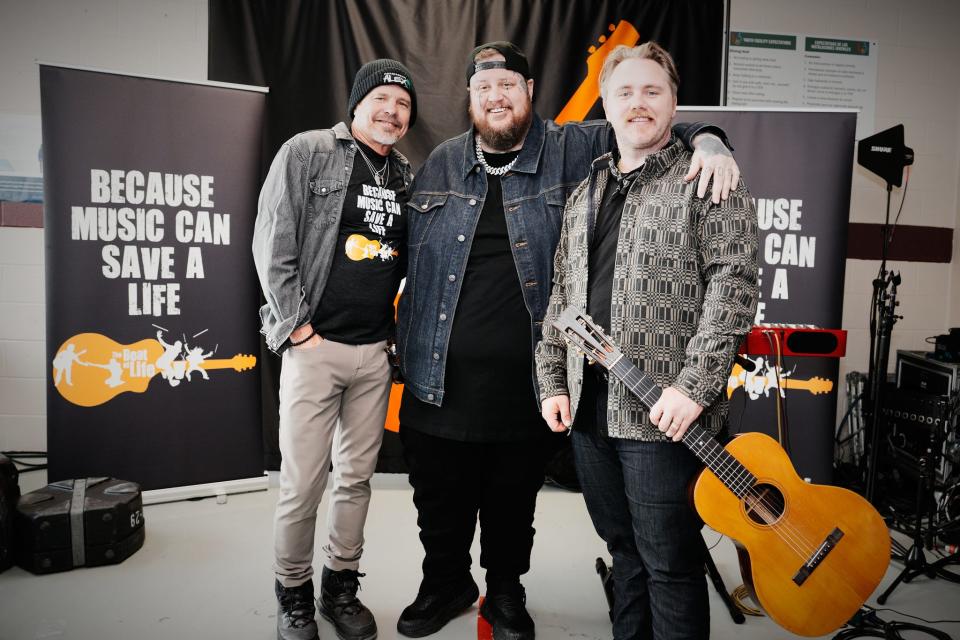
[312,140,408,344]
[401,149,543,442]
[587,160,642,335]
[579,160,640,434]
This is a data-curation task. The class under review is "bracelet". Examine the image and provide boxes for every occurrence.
[289,329,316,346]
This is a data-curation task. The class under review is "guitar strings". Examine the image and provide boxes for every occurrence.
[570,334,820,560]
[686,427,818,560]
[622,363,820,560]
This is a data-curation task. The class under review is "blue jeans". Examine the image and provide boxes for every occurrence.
[572,378,709,639]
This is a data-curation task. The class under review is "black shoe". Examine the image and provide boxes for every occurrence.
[276,579,320,640]
[318,566,378,640]
[396,579,480,637]
[480,584,535,640]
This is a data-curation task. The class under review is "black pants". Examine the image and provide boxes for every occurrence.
[400,426,550,591]
[575,368,709,640]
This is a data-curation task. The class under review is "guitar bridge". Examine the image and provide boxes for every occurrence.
[793,527,843,586]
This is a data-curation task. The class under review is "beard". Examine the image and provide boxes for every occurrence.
[469,100,534,151]
[369,129,401,146]
[356,112,405,147]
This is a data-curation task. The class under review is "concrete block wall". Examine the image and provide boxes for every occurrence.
[1,0,959,453]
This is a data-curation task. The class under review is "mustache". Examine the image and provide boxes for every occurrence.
[626,110,655,119]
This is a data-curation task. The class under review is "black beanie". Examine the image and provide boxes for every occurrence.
[348,59,417,127]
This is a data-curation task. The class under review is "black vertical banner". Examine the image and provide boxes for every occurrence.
[41,66,266,490]
[678,109,855,484]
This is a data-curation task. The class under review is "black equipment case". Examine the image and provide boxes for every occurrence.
[0,454,20,573]
[15,477,145,574]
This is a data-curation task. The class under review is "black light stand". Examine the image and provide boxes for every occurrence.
[856,124,913,505]
[863,268,899,503]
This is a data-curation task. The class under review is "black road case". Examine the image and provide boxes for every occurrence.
[15,477,145,574]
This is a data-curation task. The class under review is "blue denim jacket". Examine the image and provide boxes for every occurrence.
[253,122,413,352]
[396,115,714,405]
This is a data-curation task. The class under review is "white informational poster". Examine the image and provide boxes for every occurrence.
[0,113,43,202]
[727,31,878,139]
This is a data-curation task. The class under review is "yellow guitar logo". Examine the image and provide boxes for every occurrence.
[345,234,398,262]
[555,20,641,124]
[726,358,834,400]
[52,332,256,407]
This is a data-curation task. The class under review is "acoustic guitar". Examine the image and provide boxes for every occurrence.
[552,306,890,637]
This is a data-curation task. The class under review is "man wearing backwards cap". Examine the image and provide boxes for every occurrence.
[395,42,740,639]
[253,59,417,640]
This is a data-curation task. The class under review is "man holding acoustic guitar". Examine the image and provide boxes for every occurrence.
[537,42,760,639]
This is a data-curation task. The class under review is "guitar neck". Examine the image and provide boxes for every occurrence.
[607,355,756,497]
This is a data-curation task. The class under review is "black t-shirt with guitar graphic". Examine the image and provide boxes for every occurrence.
[312,140,408,344]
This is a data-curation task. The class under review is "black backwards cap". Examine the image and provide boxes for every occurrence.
[465,41,531,85]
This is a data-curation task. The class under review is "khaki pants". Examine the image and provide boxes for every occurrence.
[273,338,391,587]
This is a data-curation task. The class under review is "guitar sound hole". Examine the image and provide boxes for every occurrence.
[742,482,785,526]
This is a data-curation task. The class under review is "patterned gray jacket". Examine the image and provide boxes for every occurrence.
[534,136,759,440]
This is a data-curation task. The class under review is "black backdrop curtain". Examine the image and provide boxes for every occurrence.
[208,0,725,470]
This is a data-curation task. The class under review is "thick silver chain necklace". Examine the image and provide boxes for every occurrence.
[356,144,390,187]
[475,138,518,176]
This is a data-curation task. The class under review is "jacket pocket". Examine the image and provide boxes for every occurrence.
[406,193,448,246]
[308,178,345,228]
[543,188,567,236]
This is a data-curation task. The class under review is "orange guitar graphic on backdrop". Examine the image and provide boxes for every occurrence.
[726,358,834,400]
[555,20,641,124]
[52,331,256,407]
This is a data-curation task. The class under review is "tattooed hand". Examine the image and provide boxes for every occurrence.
[685,133,741,204]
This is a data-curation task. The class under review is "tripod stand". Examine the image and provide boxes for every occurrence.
[877,439,960,603]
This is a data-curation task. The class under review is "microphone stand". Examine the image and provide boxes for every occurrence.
[863,183,901,504]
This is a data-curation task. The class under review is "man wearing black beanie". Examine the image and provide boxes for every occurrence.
[253,58,416,640]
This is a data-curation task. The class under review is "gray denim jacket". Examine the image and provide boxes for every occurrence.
[252,122,414,352]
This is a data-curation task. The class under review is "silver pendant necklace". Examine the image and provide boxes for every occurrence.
[475,138,519,176]
[356,144,390,187]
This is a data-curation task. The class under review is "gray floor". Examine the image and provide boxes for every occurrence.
[1,473,958,640]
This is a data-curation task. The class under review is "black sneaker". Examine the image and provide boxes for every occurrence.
[396,578,480,637]
[319,566,378,640]
[480,583,535,640]
[275,579,320,640]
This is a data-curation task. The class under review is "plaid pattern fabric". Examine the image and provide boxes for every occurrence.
[535,137,759,440]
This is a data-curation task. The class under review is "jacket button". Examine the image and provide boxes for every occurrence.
[448,274,456,282]
[433,353,440,360]
[427,393,435,401]
[321,187,327,193]
[468,199,477,206]
[457,234,465,242]
[421,203,428,209]
[439,313,447,321]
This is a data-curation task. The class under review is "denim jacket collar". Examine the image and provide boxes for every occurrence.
[460,113,546,179]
